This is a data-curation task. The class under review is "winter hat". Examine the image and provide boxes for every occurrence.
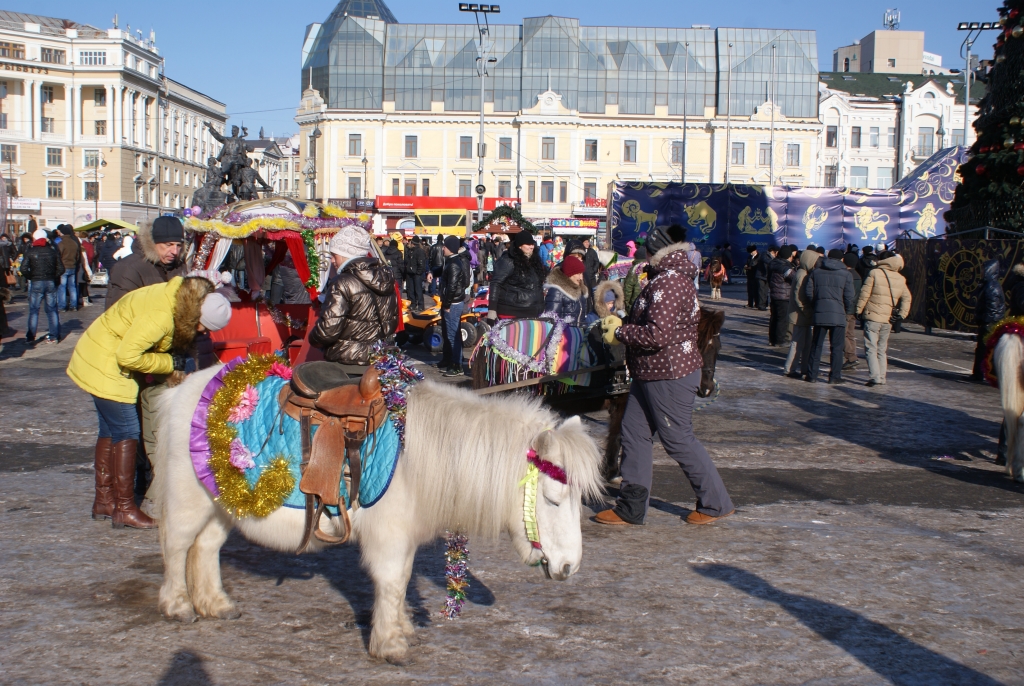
[815,246,826,255]
[561,255,585,277]
[634,245,647,260]
[511,230,536,247]
[58,224,74,236]
[32,228,48,241]
[199,292,232,331]
[444,235,461,253]
[842,253,860,269]
[827,249,845,260]
[151,216,185,244]
[778,245,796,260]
[328,226,371,258]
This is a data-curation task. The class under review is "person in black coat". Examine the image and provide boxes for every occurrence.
[19,229,64,343]
[404,237,427,310]
[971,259,1006,380]
[767,246,796,346]
[382,240,405,290]
[804,249,855,384]
[488,230,547,320]
[427,235,445,296]
[438,235,470,376]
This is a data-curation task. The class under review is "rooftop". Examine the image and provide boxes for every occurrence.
[820,71,985,105]
[0,10,107,39]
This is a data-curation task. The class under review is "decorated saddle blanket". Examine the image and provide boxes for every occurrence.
[474,318,594,388]
[190,350,420,519]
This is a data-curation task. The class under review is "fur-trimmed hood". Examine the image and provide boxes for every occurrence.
[649,241,694,267]
[648,241,698,280]
[594,280,624,318]
[544,265,586,300]
[171,276,215,351]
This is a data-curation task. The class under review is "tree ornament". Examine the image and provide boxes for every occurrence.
[1007,138,1017,149]
[997,54,1007,63]
[976,164,987,176]
[1015,142,1024,151]
[1012,117,1022,126]
[1018,165,1024,176]
[1013,25,1023,39]
[1001,16,1008,25]
[1012,8,1020,19]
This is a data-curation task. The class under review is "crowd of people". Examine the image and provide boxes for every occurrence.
[744,242,911,386]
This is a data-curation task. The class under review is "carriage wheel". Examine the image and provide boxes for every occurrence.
[460,321,479,348]
[422,325,444,353]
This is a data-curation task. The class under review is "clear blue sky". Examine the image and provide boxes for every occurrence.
[22,0,998,136]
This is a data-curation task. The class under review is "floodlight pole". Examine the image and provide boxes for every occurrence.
[958,21,998,149]
[461,3,499,227]
[682,41,688,183]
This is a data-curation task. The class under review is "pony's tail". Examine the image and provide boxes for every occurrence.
[995,334,1024,479]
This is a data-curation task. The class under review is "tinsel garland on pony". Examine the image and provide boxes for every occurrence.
[982,315,1024,386]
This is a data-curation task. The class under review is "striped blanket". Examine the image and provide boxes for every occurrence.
[474,318,594,389]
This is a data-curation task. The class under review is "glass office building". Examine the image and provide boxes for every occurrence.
[303,0,819,119]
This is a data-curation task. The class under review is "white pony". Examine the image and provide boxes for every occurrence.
[995,334,1024,482]
[153,366,604,661]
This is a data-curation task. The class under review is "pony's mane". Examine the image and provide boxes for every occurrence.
[401,382,603,539]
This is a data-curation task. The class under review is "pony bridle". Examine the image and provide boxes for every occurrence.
[520,448,568,573]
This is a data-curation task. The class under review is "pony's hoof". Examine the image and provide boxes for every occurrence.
[369,633,409,664]
[197,599,240,620]
[159,595,197,624]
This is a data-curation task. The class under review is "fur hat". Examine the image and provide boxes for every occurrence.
[329,226,371,258]
[199,293,232,331]
[561,255,585,277]
[511,230,536,247]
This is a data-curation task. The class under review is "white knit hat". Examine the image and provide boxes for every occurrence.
[328,227,371,259]
[199,293,232,331]
[32,228,47,240]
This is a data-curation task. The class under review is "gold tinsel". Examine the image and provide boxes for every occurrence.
[207,354,295,518]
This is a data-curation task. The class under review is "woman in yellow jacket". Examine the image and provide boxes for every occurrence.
[67,276,232,529]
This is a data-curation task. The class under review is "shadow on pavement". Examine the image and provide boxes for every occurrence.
[156,650,213,685]
[694,564,1001,686]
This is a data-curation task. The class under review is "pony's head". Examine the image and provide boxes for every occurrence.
[511,416,604,580]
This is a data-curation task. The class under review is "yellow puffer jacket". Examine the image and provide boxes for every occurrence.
[67,277,210,403]
[855,255,912,324]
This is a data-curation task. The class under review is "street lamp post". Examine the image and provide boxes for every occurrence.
[361,152,368,199]
[459,3,500,226]
[769,43,777,186]
[725,41,733,184]
[92,152,108,222]
[305,123,322,201]
[681,41,689,183]
[957,21,998,148]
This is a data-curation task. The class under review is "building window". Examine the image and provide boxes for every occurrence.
[348,177,361,199]
[0,42,25,59]
[41,117,55,133]
[623,140,637,163]
[541,180,554,203]
[348,134,361,156]
[851,127,862,149]
[0,114,6,130]
[0,144,14,164]
[404,179,417,196]
[786,144,800,167]
[84,181,99,201]
[584,139,598,162]
[422,178,430,196]
[46,148,63,166]
[887,127,897,148]
[84,150,100,168]
[392,178,400,195]
[671,141,684,166]
[849,166,869,188]
[41,86,55,105]
[404,136,417,158]
[876,167,895,189]
[843,57,850,72]
[95,120,106,136]
[824,165,838,187]
[41,48,66,64]
[80,51,106,65]
[887,58,896,68]
[951,128,965,147]
[163,166,170,183]
[917,127,935,156]
[498,179,511,197]
[826,125,838,148]
[869,127,880,147]
[758,143,771,166]
[5,179,16,197]
[559,181,568,203]
[541,137,555,160]
[499,137,512,160]
[458,178,472,197]
[293,179,299,191]
[583,182,597,199]
[47,180,64,199]
[459,136,473,159]
[528,180,536,202]
[730,142,745,165]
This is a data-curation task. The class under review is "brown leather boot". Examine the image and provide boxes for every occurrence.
[92,437,114,520]
[111,439,156,530]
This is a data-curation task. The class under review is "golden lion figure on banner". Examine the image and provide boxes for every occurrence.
[854,206,890,242]
[621,199,659,236]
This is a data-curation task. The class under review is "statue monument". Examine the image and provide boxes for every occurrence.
[191,122,272,212]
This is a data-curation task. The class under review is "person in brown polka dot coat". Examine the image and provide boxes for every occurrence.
[595,226,735,527]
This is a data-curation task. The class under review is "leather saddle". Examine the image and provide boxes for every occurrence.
[279,361,387,554]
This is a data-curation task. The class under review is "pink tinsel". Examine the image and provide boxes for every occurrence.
[526,448,568,484]
[268,361,293,380]
[228,384,259,423]
[229,439,255,471]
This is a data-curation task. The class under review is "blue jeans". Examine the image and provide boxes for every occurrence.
[439,301,464,371]
[57,270,77,311]
[27,280,60,341]
[93,395,141,443]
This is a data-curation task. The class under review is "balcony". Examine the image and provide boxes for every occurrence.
[910,147,935,161]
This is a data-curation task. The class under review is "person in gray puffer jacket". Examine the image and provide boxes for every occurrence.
[804,248,854,384]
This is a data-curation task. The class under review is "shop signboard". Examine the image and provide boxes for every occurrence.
[10,198,41,211]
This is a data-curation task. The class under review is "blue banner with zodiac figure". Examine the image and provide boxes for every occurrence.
[783,188,844,252]
[892,147,968,238]
[842,190,902,249]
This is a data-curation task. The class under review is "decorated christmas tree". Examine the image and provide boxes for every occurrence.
[471,204,535,234]
[947,2,1024,232]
